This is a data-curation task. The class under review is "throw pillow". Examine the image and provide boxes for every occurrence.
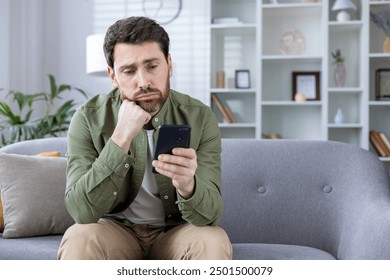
[36,151,61,157]
[0,153,74,238]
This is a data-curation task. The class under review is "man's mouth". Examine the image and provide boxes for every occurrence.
[135,93,160,101]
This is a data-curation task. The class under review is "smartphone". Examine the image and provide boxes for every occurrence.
[152,124,191,174]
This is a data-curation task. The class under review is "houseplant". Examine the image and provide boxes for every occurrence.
[331,48,346,87]
[0,74,87,147]
[370,10,390,53]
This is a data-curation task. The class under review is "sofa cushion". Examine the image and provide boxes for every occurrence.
[232,243,335,260]
[0,153,74,238]
[0,233,62,260]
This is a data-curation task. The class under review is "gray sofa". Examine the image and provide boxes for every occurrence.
[1,137,390,259]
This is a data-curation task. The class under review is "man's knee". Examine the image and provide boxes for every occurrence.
[57,219,142,260]
[151,224,232,260]
[187,226,232,259]
[57,223,108,259]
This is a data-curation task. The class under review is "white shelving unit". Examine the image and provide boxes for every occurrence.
[208,0,390,165]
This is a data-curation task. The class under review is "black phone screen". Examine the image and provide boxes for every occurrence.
[152,124,191,174]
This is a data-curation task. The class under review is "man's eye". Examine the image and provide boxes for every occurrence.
[147,65,158,71]
[123,69,135,75]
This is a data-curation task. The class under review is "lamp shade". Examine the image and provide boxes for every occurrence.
[331,0,357,11]
[86,34,107,76]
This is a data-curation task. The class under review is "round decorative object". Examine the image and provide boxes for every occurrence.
[142,0,182,25]
[279,29,306,55]
[294,92,307,102]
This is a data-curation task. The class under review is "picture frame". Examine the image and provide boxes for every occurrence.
[292,71,320,101]
[375,69,390,100]
[235,70,250,89]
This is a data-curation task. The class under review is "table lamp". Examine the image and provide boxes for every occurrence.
[332,0,357,22]
[86,34,108,76]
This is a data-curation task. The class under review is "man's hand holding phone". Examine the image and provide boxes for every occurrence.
[152,125,196,199]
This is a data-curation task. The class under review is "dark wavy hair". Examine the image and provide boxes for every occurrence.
[103,16,170,68]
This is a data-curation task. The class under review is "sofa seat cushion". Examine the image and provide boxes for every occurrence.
[0,233,62,260]
[232,243,336,260]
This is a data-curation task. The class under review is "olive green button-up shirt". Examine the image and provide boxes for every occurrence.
[65,89,222,227]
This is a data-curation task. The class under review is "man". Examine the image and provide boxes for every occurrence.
[57,16,232,260]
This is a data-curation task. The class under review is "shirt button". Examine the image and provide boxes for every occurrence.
[164,195,169,200]
[124,163,129,168]
[154,117,159,123]
[113,191,117,196]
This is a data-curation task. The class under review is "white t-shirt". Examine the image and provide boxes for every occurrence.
[121,130,165,226]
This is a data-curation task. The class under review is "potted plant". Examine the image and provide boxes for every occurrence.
[331,48,346,87]
[0,74,87,147]
[370,10,390,53]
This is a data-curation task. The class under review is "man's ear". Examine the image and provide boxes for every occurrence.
[167,54,173,77]
[108,66,118,87]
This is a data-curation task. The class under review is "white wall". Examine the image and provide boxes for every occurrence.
[49,0,113,99]
[2,0,119,105]
[0,0,10,90]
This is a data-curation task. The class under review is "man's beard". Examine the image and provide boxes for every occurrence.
[132,77,170,114]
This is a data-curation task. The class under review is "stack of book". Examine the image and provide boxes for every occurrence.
[369,130,390,157]
[211,94,236,123]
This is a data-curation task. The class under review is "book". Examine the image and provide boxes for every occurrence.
[369,130,388,157]
[224,106,237,123]
[379,132,390,156]
[211,94,234,123]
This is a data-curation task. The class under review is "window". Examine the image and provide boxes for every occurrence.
[92,0,209,103]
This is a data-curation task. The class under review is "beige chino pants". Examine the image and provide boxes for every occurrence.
[57,218,232,260]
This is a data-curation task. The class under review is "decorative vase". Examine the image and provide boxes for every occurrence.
[334,108,344,124]
[334,62,346,87]
[384,37,390,53]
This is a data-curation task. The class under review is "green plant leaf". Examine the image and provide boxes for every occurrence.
[48,74,58,101]
[58,84,72,95]
[0,74,88,147]
[0,102,21,124]
[24,110,33,122]
[11,91,26,111]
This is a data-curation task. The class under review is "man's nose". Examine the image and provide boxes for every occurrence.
[137,70,150,90]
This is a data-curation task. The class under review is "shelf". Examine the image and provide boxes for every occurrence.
[370,1,390,6]
[369,101,390,106]
[262,101,322,106]
[262,3,322,9]
[218,123,256,128]
[328,88,363,94]
[328,124,363,128]
[328,21,363,32]
[262,55,322,62]
[210,88,256,94]
[369,54,390,58]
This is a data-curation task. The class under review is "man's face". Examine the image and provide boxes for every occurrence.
[108,42,172,115]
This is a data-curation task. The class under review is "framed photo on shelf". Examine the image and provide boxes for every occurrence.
[292,71,320,101]
[235,70,250,89]
[375,69,390,100]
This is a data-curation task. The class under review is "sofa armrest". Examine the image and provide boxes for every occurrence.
[338,200,390,259]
